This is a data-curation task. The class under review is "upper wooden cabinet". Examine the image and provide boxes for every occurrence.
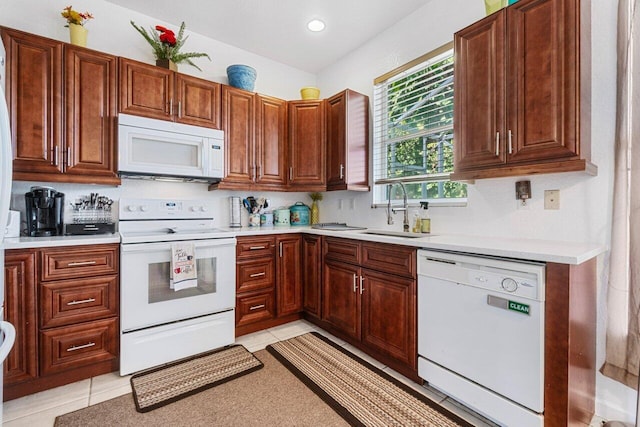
[1,27,119,185]
[214,88,288,190]
[452,0,595,180]
[288,100,326,191]
[326,89,370,191]
[119,58,221,129]
[255,94,288,188]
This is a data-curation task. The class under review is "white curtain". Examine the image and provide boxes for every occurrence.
[601,0,640,389]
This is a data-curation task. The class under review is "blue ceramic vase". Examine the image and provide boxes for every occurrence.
[226,65,257,91]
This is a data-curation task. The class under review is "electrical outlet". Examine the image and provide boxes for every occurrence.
[337,199,343,210]
[544,190,560,210]
[348,198,355,210]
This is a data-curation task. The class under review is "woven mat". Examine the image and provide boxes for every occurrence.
[130,345,263,413]
[267,333,473,427]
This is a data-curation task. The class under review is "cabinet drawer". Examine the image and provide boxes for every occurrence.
[236,236,275,259]
[41,275,119,328]
[40,318,118,376]
[236,291,275,327]
[323,237,360,265]
[361,243,416,278]
[237,259,274,293]
[41,244,119,281]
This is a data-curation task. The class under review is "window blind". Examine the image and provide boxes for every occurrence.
[372,43,466,204]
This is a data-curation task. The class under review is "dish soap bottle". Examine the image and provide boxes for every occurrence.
[420,201,431,233]
[412,211,421,233]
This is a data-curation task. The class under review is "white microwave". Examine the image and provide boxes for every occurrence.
[118,114,224,183]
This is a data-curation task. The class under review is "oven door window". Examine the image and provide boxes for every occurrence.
[148,257,216,303]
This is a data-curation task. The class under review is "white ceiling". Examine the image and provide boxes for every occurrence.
[103,0,432,73]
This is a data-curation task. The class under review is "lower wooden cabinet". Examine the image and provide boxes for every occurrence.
[3,251,38,386]
[276,235,302,316]
[319,237,417,377]
[302,234,322,318]
[3,244,119,401]
[39,318,118,376]
[322,259,360,340]
[235,234,303,336]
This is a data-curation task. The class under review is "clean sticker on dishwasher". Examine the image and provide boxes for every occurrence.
[487,295,530,315]
[508,300,530,315]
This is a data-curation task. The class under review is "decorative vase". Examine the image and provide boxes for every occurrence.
[226,64,257,91]
[156,59,178,72]
[300,87,320,100]
[484,0,508,15]
[68,23,88,47]
[311,201,320,225]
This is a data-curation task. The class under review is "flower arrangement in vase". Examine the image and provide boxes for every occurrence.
[130,21,211,71]
[309,192,323,225]
[61,5,93,47]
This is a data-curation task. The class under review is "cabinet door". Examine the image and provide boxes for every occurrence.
[255,94,288,188]
[4,250,38,385]
[288,100,326,190]
[326,90,369,191]
[361,268,416,369]
[506,0,580,163]
[302,234,322,318]
[322,259,360,340]
[277,235,302,316]
[119,58,173,120]
[454,12,507,171]
[175,74,221,129]
[220,86,255,186]
[64,46,119,183]
[2,27,63,177]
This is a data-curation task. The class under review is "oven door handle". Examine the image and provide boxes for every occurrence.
[120,237,237,252]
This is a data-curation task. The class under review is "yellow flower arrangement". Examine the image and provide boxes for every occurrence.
[61,5,93,27]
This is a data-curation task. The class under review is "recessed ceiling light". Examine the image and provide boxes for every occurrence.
[307,19,326,32]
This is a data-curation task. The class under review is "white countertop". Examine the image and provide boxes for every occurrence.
[3,233,120,249]
[2,227,606,265]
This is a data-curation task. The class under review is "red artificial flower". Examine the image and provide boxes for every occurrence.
[160,31,176,46]
[155,26,177,46]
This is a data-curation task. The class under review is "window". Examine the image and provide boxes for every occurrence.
[372,43,466,206]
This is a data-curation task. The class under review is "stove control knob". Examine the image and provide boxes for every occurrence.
[126,205,138,212]
[190,206,199,212]
[200,206,208,212]
[501,278,518,293]
[140,205,149,212]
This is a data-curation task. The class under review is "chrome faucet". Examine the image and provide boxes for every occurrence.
[386,182,410,232]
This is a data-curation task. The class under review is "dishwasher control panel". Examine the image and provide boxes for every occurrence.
[417,249,545,301]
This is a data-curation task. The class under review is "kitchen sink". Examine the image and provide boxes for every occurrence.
[362,229,432,238]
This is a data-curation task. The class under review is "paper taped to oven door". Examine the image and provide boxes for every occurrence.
[170,242,198,291]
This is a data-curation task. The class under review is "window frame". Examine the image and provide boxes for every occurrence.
[372,42,467,207]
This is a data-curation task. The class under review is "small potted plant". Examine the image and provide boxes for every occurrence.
[130,21,211,71]
[61,6,93,47]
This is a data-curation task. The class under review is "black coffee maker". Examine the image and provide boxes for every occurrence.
[25,186,65,237]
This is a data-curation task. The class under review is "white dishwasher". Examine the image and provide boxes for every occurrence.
[417,249,545,427]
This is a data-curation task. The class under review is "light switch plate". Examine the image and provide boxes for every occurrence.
[544,190,560,210]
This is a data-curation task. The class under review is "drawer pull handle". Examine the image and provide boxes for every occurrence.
[67,298,96,306]
[249,272,266,278]
[67,342,96,352]
[249,304,265,311]
[249,246,266,250]
[67,261,97,267]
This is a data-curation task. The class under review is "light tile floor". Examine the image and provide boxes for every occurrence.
[2,320,608,426]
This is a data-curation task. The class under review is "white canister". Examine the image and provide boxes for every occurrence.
[248,213,261,227]
[260,212,274,226]
[274,208,290,226]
